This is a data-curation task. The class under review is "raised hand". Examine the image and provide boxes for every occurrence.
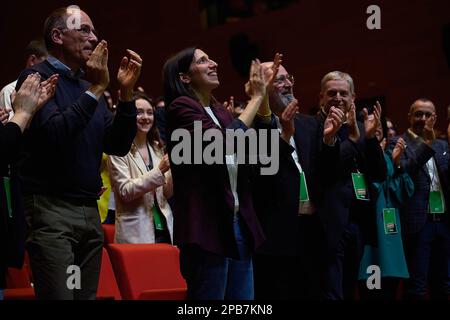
[324,106,344,144]
[347,103,360,143]
[0,108,9,125]
[13,73,41,116]
[423,112,436,144]
[158,153,170,174]
[267,53,282,88]
[363,100,382,139]
[37,74,58,109]
[245,59,266,99]
[117,49,143,101]
[392,137,406,166]
[85,40,110,98]
[280,98,298,142]
[223,96,234,115]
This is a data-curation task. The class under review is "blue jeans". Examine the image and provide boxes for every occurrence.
[404,220,450,299]
[180,214,254,300]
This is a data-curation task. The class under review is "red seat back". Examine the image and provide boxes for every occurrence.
[108,243,187,300]
[96,248,122,300]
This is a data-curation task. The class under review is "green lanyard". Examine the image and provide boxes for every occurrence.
[152,197,164,231]
[3,165,13,218]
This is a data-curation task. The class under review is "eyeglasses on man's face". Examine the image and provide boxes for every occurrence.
[413,111,433,119]
[59,25,99,39]
[273,74,294,85]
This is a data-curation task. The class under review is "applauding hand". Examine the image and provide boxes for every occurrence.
[117,49,143,101]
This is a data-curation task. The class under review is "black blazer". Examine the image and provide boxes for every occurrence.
[390,133,450,234]
[252,114,339,256]
[0,122,26,288]
[319,120,387,254]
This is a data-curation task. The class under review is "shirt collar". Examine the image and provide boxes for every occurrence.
[47,56,85,80]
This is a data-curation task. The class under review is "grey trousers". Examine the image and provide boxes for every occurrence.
[24,194,103,300]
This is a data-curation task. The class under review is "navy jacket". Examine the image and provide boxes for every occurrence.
[0,122,26,288]
[390,133,450,234]
[319,119,387,253]
[15,59,137,199]
[252,114,340,256]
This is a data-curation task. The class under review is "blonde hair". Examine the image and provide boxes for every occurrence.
[320,71,355,94]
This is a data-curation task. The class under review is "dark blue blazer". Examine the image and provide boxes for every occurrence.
[252,114,339,256]
[390,133,450,234]
[0,122,26,288]
[319,120,387,253]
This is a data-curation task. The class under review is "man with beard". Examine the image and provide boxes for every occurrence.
[317,71,386,300]
[15,7,142,299]
[252,61,344,299]
[390,98,449,299]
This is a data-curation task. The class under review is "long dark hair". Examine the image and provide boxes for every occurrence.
[133,91,165,151]
[162,47,198,107]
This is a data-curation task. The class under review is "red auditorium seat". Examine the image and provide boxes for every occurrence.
[102,224,115,246]
[4,263,35,300]
[107,243,187,300]
[96,248,122,300]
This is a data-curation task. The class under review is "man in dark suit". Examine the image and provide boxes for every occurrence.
[317,71,386,300]
[390,98,450,299]
[252,62,344,299]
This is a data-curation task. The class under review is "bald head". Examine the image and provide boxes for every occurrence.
[408,98,436,136]
[409,98,436,114]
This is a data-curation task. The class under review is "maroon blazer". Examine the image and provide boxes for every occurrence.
[166,96,265,258]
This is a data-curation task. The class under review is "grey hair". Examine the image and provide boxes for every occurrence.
[320,71,355,94]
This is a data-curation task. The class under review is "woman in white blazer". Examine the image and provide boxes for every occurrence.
[108,92,173,244]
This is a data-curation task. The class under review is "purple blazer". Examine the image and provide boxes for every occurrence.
[166,96,265,258]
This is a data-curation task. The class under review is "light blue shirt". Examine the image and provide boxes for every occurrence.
[46,56,97,101]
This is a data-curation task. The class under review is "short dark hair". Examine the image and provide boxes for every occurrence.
[162,47,197,106]
[43,7,69,50]
[25,38,48,60]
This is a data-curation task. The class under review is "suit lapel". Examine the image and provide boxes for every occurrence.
[130,145,148,175]
[211,103,233,129]
[403,133,430,181]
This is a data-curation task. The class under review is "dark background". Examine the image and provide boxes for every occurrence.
[2,0,450,133]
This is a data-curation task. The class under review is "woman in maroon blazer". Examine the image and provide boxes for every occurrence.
[162,47,276,299]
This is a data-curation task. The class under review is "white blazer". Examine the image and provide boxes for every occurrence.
[107,142,174,244]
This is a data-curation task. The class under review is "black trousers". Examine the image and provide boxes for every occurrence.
[24,194,103,300]
[323,222,364,300]
[253,214,326,300]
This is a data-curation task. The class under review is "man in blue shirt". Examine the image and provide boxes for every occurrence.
[15,6,142,299]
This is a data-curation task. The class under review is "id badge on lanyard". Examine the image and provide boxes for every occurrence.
[351,172,370,201]
[429,190,445,214]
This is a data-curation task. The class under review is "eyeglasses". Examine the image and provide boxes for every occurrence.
[273,74,294,85]
[413,111,433,119]
[59,25,99,39]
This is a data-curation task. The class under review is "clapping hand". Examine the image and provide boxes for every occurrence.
[223,96,234,115]
[324,106,345,144]
[363,101,382,139]
[392,137,406,167]
[117,49,143,101]
[280,98,299,142]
